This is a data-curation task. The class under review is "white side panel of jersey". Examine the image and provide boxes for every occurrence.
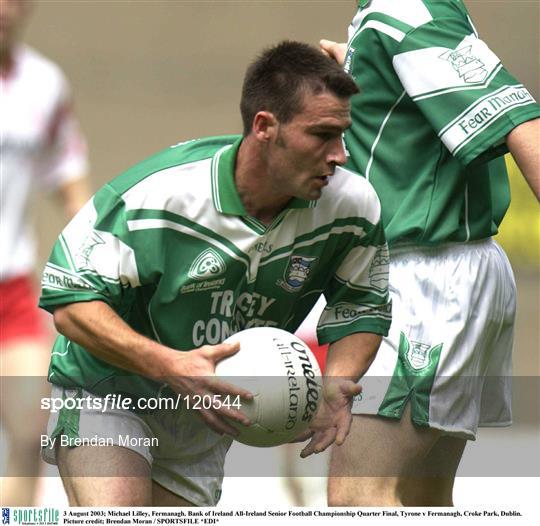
[122,159,212,217]
[59,199,140,287]
[121,159,261,264]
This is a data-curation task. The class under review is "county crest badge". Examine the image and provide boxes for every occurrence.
[277,255,317,293]
[400,332,443,374]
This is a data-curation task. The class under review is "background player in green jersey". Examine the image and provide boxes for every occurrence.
[320,0,539,507]
[38,42,392,506]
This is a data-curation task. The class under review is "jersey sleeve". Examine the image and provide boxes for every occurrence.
[392,15,540,166]
[317,191,392,344]
[40,71,89,189]
[39,184,140,312]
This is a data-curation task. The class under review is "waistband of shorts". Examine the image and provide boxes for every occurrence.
[389,237,494,259]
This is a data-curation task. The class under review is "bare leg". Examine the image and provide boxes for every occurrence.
[57,445,152,506]
[399,435,466,506]
[328,405,465,506]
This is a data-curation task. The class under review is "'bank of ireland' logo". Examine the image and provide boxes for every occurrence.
[277,255,317,293]
[439,45,488,83]
[188,248,226,281]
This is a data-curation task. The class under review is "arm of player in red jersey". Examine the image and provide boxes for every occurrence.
[299,331,382,458]
[57,177,92,219]
[53,301,253,436]
[506,118,540,202]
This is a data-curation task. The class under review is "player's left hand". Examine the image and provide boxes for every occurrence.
[297,378,361,458]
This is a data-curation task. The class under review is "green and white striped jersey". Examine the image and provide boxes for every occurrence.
[40,135,391,398]
[345,0,540,246]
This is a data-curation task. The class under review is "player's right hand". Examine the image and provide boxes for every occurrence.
[320,39,347,66]
[163,342,254,436]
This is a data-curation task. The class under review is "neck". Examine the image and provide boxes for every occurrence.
[235,137,290,225]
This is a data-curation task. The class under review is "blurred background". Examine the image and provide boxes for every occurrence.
[5,0,539,508]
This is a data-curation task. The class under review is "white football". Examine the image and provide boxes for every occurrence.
[215,327,322,447]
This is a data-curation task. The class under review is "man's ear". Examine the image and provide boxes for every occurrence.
[252,111,278,143]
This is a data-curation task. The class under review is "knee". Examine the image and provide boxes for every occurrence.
[328,477,402,507]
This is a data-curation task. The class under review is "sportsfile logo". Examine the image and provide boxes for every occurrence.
[188,248,227,281]
[5,509,59,526]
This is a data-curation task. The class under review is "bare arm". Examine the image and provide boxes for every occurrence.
[324,331,381,379]
[53,301,252,434]
[56,177,92,219]
[506,118,540,202]
[300,331,382,457]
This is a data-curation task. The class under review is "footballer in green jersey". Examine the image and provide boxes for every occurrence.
[39,41,391,506]
[40,135,391,399]
[341,0,540,247]
[321,0,539,507]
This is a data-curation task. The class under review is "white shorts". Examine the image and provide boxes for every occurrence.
[351,239,516,440]
[43,385,232,506]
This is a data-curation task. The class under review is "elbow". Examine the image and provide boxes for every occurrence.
[52,305,71,335]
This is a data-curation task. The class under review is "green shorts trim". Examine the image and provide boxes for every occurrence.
[378,332,443,426]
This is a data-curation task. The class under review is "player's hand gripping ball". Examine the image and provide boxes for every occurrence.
[216,327,322,447]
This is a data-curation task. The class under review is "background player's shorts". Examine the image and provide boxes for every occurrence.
[43,385,232,506]
[0,275,49,346]
[352,239,516,440]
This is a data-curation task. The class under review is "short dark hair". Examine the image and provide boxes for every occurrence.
[240,40,359,136]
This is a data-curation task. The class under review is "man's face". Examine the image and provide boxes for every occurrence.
[0,0,30,55]
[266,90,351,201]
